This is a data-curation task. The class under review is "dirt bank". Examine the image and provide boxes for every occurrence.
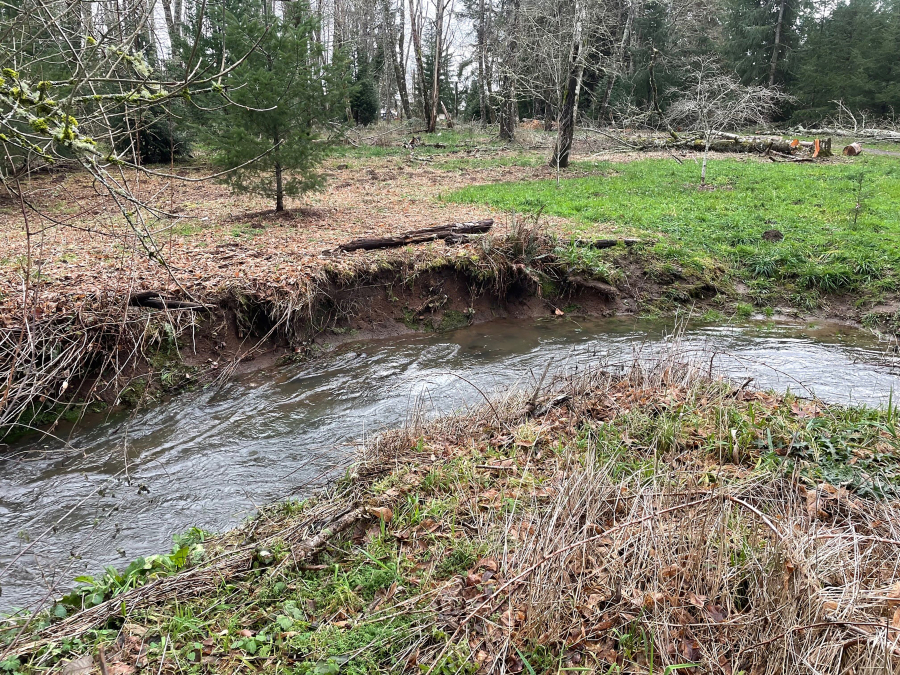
[2,141,895,442]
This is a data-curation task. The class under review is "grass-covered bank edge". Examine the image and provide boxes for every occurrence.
[0,223,743,447]
[448,155,900,332]
[3,355,900,673]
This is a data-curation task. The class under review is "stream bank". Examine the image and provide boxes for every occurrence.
[5,227,895,446]
[1,316,899,614]
[2,346,899,674]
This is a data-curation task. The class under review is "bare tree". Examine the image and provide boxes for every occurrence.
[382,0,413,119]
[498,0,520,140]
[428,0,452,133]
[408,0,431,124]
[666,57,788,185]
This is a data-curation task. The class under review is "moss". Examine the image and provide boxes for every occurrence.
[117,377,149,407]
[436,309,472,332]
[539,276,560,298]
[0,399,107,444]
[402,308,424,331]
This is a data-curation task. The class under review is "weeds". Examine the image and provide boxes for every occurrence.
[4,355,900,674]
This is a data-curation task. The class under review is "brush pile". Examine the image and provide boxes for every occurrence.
[2,353,899,674]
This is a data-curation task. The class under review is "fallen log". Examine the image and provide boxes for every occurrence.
[570,238,645,249]
[636,132,832,157]
[793,126,900,143]
[326,219,493,254]
[567,275,619,296]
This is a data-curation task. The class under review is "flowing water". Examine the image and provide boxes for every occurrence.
[1,316,898,612]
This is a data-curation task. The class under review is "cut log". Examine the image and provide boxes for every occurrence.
[843,142,863,156]
[326,220,493,254]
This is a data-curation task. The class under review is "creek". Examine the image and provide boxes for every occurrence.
[1,316,898,612]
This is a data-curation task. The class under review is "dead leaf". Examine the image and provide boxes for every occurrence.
[681,637,701,660]
[123,623,149,637]
[705,603,727,623]
[368,506,393,522]
[886,582,900,606]
[61,654,94,675]
[475,557,498,573]
[555,308,564,316]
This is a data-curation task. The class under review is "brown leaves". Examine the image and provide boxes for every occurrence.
[60,655,94,675]
[802,483,864,522]
[367,505,393,522]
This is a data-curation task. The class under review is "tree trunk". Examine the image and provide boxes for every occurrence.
[383,0,412,119]
[441,101,454,128]
[498,0,520,141]
[768,0,787,86]
[160,0,177,48]
[428,0,447,133]
[543,90,554,131]
[701,133,710,186]
[275,154,284,212]
[408,0,431,127]
[550,44,581,169]
[173,0,183,36]
[599,0,635,120]
[477,0,490,125]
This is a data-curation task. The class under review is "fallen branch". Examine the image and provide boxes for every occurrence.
[324,220,494,254]
[569,238,645,249]
[128,291,213,311]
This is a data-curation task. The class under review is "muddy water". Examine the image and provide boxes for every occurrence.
[1,317,898,612]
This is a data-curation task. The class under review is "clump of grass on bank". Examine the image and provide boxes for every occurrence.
[449,156,900,310]
[3,356,900,674]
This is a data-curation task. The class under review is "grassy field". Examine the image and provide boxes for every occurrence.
[450,155,900,311]
[3,360,899,674]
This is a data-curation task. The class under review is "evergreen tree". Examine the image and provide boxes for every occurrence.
[720,0,804,87]
[205,3,347,212]
[350,59,379,126]
[792,0,900,121]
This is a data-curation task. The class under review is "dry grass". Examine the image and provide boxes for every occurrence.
[4,352,899,674]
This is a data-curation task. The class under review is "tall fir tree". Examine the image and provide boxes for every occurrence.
[792,0,900,120]
[720,0,804,87]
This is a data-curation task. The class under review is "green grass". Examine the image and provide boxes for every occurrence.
[449,155,900,305]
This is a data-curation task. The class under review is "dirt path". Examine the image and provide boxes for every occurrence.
[863,147,900,158]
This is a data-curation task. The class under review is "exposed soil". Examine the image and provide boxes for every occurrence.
[0,140,891,439]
